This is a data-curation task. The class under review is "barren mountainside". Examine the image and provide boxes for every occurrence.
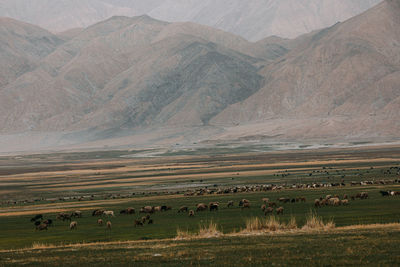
[0,0,399,151]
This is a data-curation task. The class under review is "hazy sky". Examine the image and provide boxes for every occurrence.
[0,0,382,40]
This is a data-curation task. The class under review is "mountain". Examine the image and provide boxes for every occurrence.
[0,0,399,152]
[211,0,400,140]
[0,0,381,41]
[0,17,62,88]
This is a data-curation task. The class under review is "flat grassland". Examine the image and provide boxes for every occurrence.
[0,145,399,266]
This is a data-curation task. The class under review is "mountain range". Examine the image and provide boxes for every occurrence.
[0,0,382,41]
[0,0,399,152]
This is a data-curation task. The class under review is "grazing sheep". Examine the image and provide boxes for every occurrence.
[92,209,104,216]
[241,202,250,209]
[276,207,284,215]
[262,198,270,203]
[299,197,306,202]
[36,223,48,231]
[268,202,277,207]
[189,210,195,217]
[264,207,274,215]
[134,219,143,227]
[341,199,349,205]
[30,214,43,222]
[57,213,71,221]
[178,206,188,213]
[209,203,219,211]
[227,201,234,207]
[196,203,208,212]
[97,219,103,226]
[42,219,53,227]
[70,221,78,230]
[314,199,321,208]
[103,211,115,217]
[239,199,250,207]
[106,221,112,230]
[261,204,267,212]
[154,206,162,212]
[140,206,154,214]
[141,216,147,223]
[380,191,390,197]
[120,208,135,214]
[161,205,172,212]
[71,211,82,218]
[328,197,341,206]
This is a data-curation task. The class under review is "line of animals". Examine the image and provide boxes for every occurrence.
[29,190,398,231]
[5,175,399,206]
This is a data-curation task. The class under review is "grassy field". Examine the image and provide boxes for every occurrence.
[1,225,400,266]
[0,145,399,265]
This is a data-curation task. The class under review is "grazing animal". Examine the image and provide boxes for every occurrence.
[34,221,41,226]
[120,207,135,215]
[178,206,188,213]
[103,211,115,217]
[71,211,82,218]
[341,199,349,205]
[189,210,195,217]
[261,204,267,212]
[97,219,103,226]
[70,221,78,230]
[314,199,321,208]
[161,205,172,212]
[264,207,274,215]
[276,207,284,215]
[227,201,234,207]
[241,202,250,209]
[268,202,277,207]
[239,199,250,207]
[209,203,219,211]
[106,221,112,229]
[43,219,53,226]
[30,214,43,222]
[134,219,143,227]
[328,197,340,206]
[140,206,154,214]
[196,203,208,212]
[57,213,71,221]
[36,223,48,231]
[380,191,390,197]
[262,198,270,203]
[343,194,348,199]
[154,206,161,212]
[92,209,104,216]
[141,216,147,223]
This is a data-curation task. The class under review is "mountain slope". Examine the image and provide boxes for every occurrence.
[0,15,267,135]
[211,0,400,139]
[0,0,381,41]
[0,17,62,87]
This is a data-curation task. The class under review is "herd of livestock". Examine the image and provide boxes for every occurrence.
[29,189,399,232]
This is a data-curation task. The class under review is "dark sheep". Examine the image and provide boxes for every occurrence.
[30,214,43,222]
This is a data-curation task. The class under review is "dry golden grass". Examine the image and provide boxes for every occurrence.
[242,216,298,233]
[302,212,335,231]
[176,221,222,240]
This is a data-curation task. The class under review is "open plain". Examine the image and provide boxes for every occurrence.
[0,144,399,266]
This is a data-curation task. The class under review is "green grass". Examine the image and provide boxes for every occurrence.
[1,187,399,250]
[1,226,399,266]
